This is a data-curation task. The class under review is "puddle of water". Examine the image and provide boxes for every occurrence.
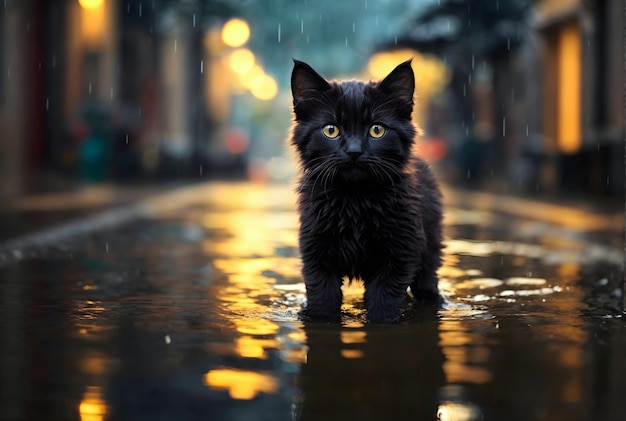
[0,182,624,421]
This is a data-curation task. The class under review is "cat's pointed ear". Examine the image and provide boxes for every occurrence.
[291,59,332,106]
[378,59,415,107]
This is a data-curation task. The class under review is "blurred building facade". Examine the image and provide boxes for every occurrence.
[394,0,624,198]
[0,0,242,202]
[531,0,623,197]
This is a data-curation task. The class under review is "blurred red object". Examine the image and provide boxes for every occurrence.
[225,129,249,155]
[417,137,447,162]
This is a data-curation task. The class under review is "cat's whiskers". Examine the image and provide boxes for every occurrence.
[304,157,338,199]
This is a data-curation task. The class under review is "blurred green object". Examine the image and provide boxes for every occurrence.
[79,135,108,182]
[78,103,110,182]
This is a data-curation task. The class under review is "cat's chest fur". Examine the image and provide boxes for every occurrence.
[299,185,421,278]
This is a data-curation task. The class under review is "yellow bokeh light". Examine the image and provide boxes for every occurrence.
[367,49,450,126]
[250,74,278,101]
[221,18,250,48]
[229,48,255,74]
[204,369,279,400]
[78,0,104,9]
[367,49,415,79]
[236,64,264,90]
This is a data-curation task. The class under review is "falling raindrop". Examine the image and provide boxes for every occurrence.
[138,2,142,17]
[277,23,281,42]
[88,83,92,95]
[463,84,466,96]
[110,87,114,100]
[174,39,177,53]
[606,177,610,186]
[507,38,510,50]
[525,124,529,136]
[353,22,356,33]
[125,134,129,144]
[596,143,600,151]
[471,54,475,69]
[105,242,109,253]
[200,60,203,74]
[502,117,506,137]
[468,73,472,85]
[45,98,49,111]
[200,165,203,176]
[345,37,348,47]
[193,13,196,27]
[301,19,304,34]
[496,1,500,11]
[306,34,310,44]
[394,36,397,44]
[467,170,471,179]
[364,0,368,10]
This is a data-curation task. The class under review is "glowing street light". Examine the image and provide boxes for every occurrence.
[221,18,250,48]
[250,74,278,101]
[229,48,255,74]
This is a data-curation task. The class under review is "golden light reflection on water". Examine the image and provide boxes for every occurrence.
[340,349,365,359]
[79,386,107,421]
[194,183,308,400]
[204,369,279,400]
[438,320,492,384]
[437,402,480,421]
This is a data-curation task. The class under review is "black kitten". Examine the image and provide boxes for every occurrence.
[290,60,444,322]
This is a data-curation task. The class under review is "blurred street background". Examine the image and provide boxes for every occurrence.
[0,0,623,200]
[0,1,624,420]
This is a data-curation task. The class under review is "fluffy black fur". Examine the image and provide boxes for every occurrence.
[290,59,444,322]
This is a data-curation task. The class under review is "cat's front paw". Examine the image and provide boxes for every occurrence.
[299,304,341,322]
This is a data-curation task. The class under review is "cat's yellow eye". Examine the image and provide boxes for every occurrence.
[369,124,386,138]
[322,125,340,139]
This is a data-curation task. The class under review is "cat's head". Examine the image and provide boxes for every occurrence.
[290,59,416,183]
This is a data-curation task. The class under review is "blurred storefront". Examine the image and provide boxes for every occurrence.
[390,0,624,198]
[0,0,246,202]
[533,0,624,197]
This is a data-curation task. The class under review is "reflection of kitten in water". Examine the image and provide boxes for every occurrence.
[290,60,444,322]
[294,309,445,420]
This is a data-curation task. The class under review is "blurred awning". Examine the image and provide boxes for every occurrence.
[381,0,536,57]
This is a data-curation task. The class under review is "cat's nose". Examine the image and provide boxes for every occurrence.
[347,151,362,161]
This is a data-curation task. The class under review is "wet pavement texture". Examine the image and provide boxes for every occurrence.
[0,182,624,421]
